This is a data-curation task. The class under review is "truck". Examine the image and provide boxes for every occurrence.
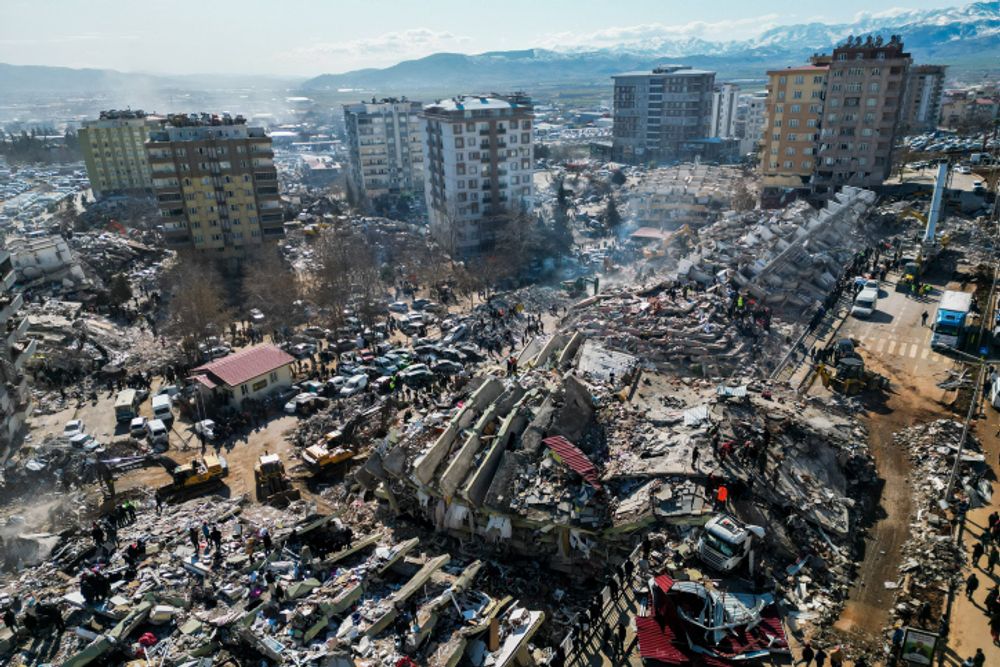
[931,290,974,350]
[114,388,139,422]
[696,514,765,572]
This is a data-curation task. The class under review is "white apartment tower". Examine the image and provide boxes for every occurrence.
[710,83,740,138]
[343,98,425,204]
[740,92,769,155]
[421,94,534,255]
[0,244,34,456]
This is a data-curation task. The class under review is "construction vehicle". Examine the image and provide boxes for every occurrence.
[255,453,301,507]
[301,429,356,475]
[897,163,951,292]
[817,355,889,395]
[560,275,600,297]
[155,454,229,503]
[697,514,765,572]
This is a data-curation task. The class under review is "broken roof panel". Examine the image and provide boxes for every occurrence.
[542,435,602,489]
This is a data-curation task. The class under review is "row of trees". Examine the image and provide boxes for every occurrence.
[0,129,82,163]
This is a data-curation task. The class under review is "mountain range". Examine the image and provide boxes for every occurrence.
[301,1,1000,92]
[0,1,997,102]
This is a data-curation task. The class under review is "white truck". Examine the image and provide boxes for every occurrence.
[696,514,765,572]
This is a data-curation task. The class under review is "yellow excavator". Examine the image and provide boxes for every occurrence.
[817,356,889,395]
[255,453,301,507]
[302,429,356,475]
[155,454,229,503]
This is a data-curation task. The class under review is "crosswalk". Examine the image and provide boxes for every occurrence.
[854,333,934,360]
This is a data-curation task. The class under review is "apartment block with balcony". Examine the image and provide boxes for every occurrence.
[146,113,282,257]
[421,94,534,255]
[0,244,34,457]
[739,92,769,156]
[709,83,740,138]
[343,98,424,204]
[611,65,716,164]
[80,109,165,199]
[813,35,911,193]
[759,65,828,196]
[901,64,946,133]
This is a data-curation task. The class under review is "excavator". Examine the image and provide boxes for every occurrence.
[255,453,301,507]
[155,454,229,503]
[301,429,356,475]
[817,355,889,395]
[896,163,953,292]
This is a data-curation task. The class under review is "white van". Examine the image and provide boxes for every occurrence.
[146,419,169,447]
[851,288,878,318]
[151,394,173,424]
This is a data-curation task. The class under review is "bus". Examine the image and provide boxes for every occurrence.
[931,290,973,350]
[114,388,140,422]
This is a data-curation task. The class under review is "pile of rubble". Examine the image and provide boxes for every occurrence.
[0,492,548,666]
[884,420,973,632]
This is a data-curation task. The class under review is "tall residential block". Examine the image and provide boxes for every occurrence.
[79,110,164,198]
[0,244,34,455]
[813,35,911,192]
[902,65,946,132]
[740,92,769,155]
[421,94,534,255]
[710,83,740,138]
[343,98,424,204]
[146,113,282,257]
[760,65,828,192]
[611,65,716,164]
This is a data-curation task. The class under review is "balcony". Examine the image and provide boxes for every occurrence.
[11,337,36,371]
[496,127,507,135]
[479,143,490,150]
[254,171,277,182]
[479,129,491,136]
[0,292,24,325]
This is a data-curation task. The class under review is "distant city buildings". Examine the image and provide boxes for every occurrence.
[79,110,164,199]
[812,36,911,193]
[343,98,425,206]
[709,83,740,139]
[902,65,946,132]
[0,244,34,455]
[421,94,534,255]
[146,113,282,257]
[611,65,716,164]
[941,86,999,130]
[759,65,828,192]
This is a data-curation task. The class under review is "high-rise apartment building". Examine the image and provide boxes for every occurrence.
[343,98,425,204]
[739,92,769,155]
[759,65,828,193]
[813,36,911,192]
[710,83,740,138]
[79,110,164,198]
[146,113,282,257]
[421,94,534,255]
[0,244,34,455]
[611,65,716,164]
[902,65,946,132]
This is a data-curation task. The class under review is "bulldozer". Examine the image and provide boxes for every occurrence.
[302,429,356,475]
[255,453,301,507]
[155,454,228,503]
[817,356,889,395]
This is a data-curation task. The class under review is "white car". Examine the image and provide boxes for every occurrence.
[339,374,369,397]
[60,420,85,443]
[194,419,217,441]
[284,393,313,415]
[69,433,102,452]
[129,416,148,437]
[326,376,347,393]
[388,302,409,313]
[956,165,972,174]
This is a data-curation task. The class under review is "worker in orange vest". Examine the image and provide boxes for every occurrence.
[715,485,728,511]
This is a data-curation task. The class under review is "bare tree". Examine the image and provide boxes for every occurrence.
[241,245,303,327]
[161,256,232,359]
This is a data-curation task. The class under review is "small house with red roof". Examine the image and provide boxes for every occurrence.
[190,344,295,409]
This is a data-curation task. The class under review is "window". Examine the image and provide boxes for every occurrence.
[869,82,880,92]
[793,91,802,99]
[788,119,799,128]
[793,75,804,84]
[790,104,801,113]
[807,119,817,128]
[787,133,797,142]
[871,67,880,75]
[786,147,796,155]
[778,76,787,85]
[783,160,794,168]
[270,371,278,383]
[802,160,812,169]
[240,384,249,396]
[866,98,877,107]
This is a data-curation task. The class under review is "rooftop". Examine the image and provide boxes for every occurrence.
[192,343,294,387]
[615,65,715,78]
[424,93,532,113]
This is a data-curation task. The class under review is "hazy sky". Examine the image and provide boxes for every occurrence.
[0,0,955,77]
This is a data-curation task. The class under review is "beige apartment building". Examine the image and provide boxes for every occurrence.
[343,98,424,205]
[146,113,282,258]
[79,110,164,198]
[760,65,828,194]
[813,36,911,193]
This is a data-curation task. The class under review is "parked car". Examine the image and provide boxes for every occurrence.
[303,326,328,337]
[325,376,347,396]
[388,301,409,313]
[400,364,435,387]
[129,417,148,438]
[443,324,468,344]
[339,374,369,397]
[194,419,217,441]
[205,346,231,360]
[301,380,325,394]
[291,343,317,358]
[146,419,169,447]
[249,308,265,323]
[411,298,431,310]
[431,359,464,376]
[284,393,313,415]
[61,420,85,443]
[69,433,102,452]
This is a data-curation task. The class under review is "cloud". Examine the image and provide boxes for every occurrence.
[0,33,141,45]
[539,15,782,50]
[852,7,919,23]
[278,28,473,71]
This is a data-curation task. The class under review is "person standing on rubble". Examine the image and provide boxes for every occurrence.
[967,572,980,600]
[210,525,223,554]
[188,524,200,554]
[814,646,827,667]
[800,642,815,666]
[973,541,986,567]
[91,522,104,547]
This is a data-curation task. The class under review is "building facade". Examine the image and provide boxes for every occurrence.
[0,244,34,456]
[902,65,946,132]
[813,36,911,192]
[146,114,282,257]
[421,94,534,255]
[343,98,425,204]
[739,92,769,156]
[611,66,716,164]
[79,110,164,199]
[709,83,740,138]
[759,65,828,193]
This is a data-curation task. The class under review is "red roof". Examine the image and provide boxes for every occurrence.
[192,344,294,387]
[654,574,675,594]
[542,436,602,489]
[190,374,217,390]
[636,616,687,664]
